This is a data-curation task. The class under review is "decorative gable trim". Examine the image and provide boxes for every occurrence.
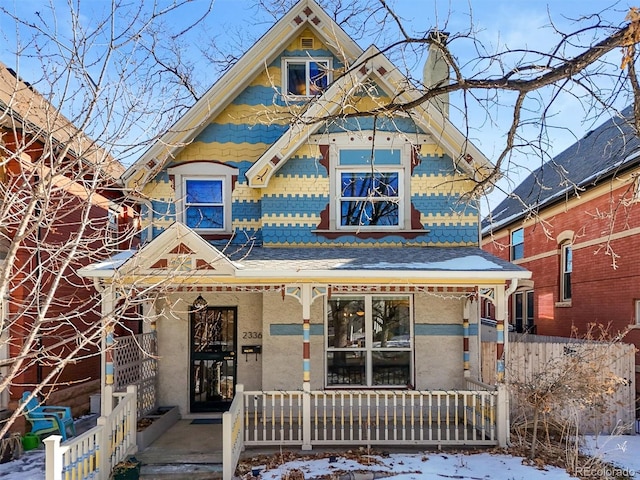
[117,222,237,278]
[246,45,494,188]
[121,0,362,191]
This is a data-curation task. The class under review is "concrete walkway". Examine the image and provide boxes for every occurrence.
[137,419,224,479]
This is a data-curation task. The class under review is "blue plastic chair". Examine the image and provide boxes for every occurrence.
[20,391,76,441]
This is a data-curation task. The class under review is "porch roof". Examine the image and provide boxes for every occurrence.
[81,244,529,282]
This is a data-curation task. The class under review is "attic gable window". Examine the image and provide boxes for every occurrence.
[284,58,331,96]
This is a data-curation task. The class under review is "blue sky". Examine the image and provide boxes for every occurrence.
[0,0,636,208]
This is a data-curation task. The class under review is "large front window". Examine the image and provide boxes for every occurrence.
[185,178,225,230]
[326,295,412,387]
[339,171,400,227]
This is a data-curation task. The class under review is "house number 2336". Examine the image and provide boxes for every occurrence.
[242,331,262,339]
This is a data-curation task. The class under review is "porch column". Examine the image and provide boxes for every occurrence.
[100,284,116,416]
[301,285,312,450]
[463,299,471,377]
[285,284,327,451]
[494,286,506,382]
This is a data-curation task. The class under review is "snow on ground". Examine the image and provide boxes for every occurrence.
[252,452,574,480]
[0,449,44,480]
[2,436,640,479]
[583,434,640,477]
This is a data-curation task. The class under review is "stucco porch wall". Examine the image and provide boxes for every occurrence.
[154,288,480,415]
[261,290,479,392]
[156,291,263,414]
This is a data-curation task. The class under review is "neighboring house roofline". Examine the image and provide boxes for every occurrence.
[245,44,494,187]
[121,0,362,191]
[0,62,124,180]
[482,106,640,236]
[482,152,640,236]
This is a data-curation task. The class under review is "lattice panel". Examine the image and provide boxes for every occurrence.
[113,332,158,418]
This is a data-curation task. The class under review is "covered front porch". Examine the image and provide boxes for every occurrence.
[76,223,529,478]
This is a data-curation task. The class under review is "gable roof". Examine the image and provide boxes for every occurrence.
[0,62,124,179]
[483,105,640,234]
[246,44,493,187]
[78,222,237,279]
[121,0,361,190]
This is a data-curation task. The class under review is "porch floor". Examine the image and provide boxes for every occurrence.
[137,419,224,479]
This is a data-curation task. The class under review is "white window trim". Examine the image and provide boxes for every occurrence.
[327,134,416,231]
[560,242,572,303]
[635,299,640,327]
[281,57,332,98]
[325,294,413,388]
[168,162,238,233]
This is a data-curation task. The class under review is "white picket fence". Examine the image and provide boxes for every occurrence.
[43,385,138,480]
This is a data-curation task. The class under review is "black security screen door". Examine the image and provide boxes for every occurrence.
[190,304,237,412]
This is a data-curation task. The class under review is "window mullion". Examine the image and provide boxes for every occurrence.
[365,296,372,387]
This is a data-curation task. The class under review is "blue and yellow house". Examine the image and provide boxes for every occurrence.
[82,0,529,450]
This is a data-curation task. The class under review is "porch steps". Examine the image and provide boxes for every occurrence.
[139,462,222,479]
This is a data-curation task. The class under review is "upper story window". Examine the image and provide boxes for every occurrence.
[511,228,524,260]
[106,207,119,245]
[326,295,412,387]
[185,179,225,229]
[168,162,238,234]
[340,170,400,227]
[560,242,572,302]
[320,135,420,231]
[635,299,640,326]
[284,58,331,96]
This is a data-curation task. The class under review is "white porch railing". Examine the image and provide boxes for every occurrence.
[222,384,245,480]
[242,387,502,448]
[44,385,138,480]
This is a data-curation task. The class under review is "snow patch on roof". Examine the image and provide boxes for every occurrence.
[357,255,503,270]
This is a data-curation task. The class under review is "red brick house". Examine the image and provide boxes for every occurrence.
[482,106,640,392]
[0,62,134,424]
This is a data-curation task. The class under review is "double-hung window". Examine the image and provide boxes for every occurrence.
[284,58,331,96]
[340,170,400,227]
[185,179,225,230]
[511,228,524,260]
[326,295,412,387]
[333,147,407,230]
[560,243,572,302]
[168,162,238,234]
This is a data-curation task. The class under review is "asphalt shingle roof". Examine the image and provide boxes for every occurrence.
[483,106,640,233]
[232,246,527,273]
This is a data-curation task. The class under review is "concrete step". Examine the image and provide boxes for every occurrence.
[140,463,222,480]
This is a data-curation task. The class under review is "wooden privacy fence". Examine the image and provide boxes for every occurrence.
[482,334,636,434]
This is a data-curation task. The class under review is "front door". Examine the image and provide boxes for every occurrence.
[190,306,237,412]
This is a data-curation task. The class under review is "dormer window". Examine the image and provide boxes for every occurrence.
[284,58,331,96]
